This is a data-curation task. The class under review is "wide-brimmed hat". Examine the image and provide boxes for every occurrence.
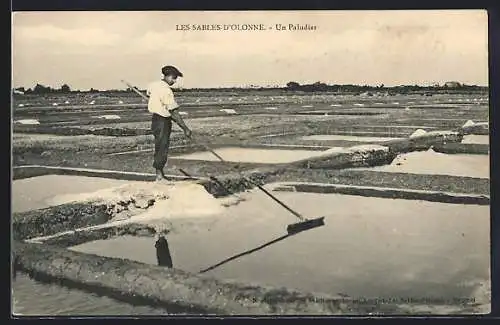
[161,65,183,77]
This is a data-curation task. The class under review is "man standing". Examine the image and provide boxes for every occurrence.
[147,65,192,181]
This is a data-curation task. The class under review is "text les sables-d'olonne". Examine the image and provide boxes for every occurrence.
[176,24,317,31]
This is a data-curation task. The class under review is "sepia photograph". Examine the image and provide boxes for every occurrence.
[11,10,490,316]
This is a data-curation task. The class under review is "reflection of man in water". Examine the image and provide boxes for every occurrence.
[155,233,173,268]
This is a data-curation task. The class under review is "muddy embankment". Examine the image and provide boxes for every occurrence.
[13,204,113,241]
[12,184,170,243]
[13,125,151,137]
[461,123,489,136]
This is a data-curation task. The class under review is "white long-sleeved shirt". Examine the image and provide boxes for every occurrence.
[146,80,179,117]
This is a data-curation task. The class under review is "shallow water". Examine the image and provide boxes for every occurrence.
[355,150,489,179]
[12,175,134,213]
[71,191,490,303]
[301,135,402,142]
[462,135,489,145]
[12,274,169,316]
[172,147,320,163]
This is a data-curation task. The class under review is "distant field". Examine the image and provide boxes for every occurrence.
[12,91,489,172]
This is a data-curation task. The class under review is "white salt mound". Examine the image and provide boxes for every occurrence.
[264,107,278,110]
[15,119,40,125]
[18,104,24,107]
[52,103,58,106]
[96,115,121,120]
[463,120,475,128]
[410,130,459,140]
[470,122,488,128]
[410,129,428,138]
[131,183,238,222]
[49,181,243,223]
[48,182,170,206]
[220,109,237,114]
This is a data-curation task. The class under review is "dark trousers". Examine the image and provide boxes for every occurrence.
[151,113,172,171]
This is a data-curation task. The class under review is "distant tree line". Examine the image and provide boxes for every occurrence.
[284,81,486,93]
[13,84,102,94]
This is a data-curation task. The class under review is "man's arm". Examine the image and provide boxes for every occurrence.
[162,87,192,138]
[170,109,192,137]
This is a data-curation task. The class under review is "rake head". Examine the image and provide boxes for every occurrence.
[286,217,325,235]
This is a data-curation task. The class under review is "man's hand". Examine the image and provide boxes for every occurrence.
[184,128,193,139]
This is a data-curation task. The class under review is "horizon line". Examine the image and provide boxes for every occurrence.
[12,82,489,92]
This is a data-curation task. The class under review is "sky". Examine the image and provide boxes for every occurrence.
[12,10,488,90]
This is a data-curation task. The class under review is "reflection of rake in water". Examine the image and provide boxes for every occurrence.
[199,233,291,274]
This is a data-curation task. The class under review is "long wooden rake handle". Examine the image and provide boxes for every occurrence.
[122,79,305,222]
